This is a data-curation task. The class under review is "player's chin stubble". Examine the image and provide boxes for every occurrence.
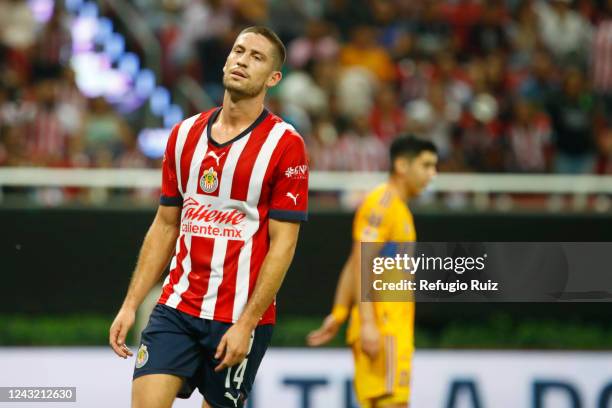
[222,75,265,98]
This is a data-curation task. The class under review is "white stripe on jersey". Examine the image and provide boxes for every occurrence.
[200,237,228,318]
[175,114,199,196]
[166,234,193,308]
[247,122,293,205]
[232,238,252,322]
[218,133,251,199]
[186,125,209,195]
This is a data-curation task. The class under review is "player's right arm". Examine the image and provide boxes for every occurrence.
[109,124,182,359]
[109,205,180,358]
[306,251,355,346]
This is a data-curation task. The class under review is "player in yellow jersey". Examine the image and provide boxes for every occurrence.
[307,135,438,408]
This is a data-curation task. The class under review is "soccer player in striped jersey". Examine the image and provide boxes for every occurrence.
[109,26,308,408]
[307,136,437,408]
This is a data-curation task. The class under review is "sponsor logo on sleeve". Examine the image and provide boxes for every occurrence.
[286,192,299,205]
[284,165,308,179]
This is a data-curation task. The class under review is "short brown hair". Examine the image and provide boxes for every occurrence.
[239,26,286,71]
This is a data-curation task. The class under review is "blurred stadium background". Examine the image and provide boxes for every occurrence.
[1,0,612,407]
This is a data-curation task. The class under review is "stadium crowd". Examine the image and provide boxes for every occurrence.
[1,0,612,174]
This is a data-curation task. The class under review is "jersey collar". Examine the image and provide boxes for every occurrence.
[207,106,270,148]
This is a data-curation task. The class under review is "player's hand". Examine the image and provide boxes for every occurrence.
[360,320,381,360]
[214,322,252,372]
[109,307,135,359]
[306,314,341,347]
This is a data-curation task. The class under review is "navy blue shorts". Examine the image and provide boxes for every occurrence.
[133,304,273,408]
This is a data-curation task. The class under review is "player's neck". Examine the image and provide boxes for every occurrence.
[220,91,265,130]
[388,176,413,203]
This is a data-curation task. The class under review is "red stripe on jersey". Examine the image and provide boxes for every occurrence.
[178,236,215,316]
[166,124,179,165]
[213,240,243,321]
[230,116,276,201]
[159,235,187,304]
[161,124,180,200]
[196,144,231,197]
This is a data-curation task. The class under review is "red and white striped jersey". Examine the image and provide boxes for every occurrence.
[157,107,309,325]
[28,107,67,162]
[593,20,612,93]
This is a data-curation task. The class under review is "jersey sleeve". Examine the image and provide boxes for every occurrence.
[160,124,182,207]
[269,131,309,222]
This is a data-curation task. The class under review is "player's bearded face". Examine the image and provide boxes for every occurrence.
[223,33,279,98]
[222,68,267,97]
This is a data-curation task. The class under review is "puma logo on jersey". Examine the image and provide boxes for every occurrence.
[224,391,240,407]
[286,192,299,205]
[207,151,226,166]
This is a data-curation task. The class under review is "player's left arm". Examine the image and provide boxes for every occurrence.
[214,219,300,371]
[215,129,308,371]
